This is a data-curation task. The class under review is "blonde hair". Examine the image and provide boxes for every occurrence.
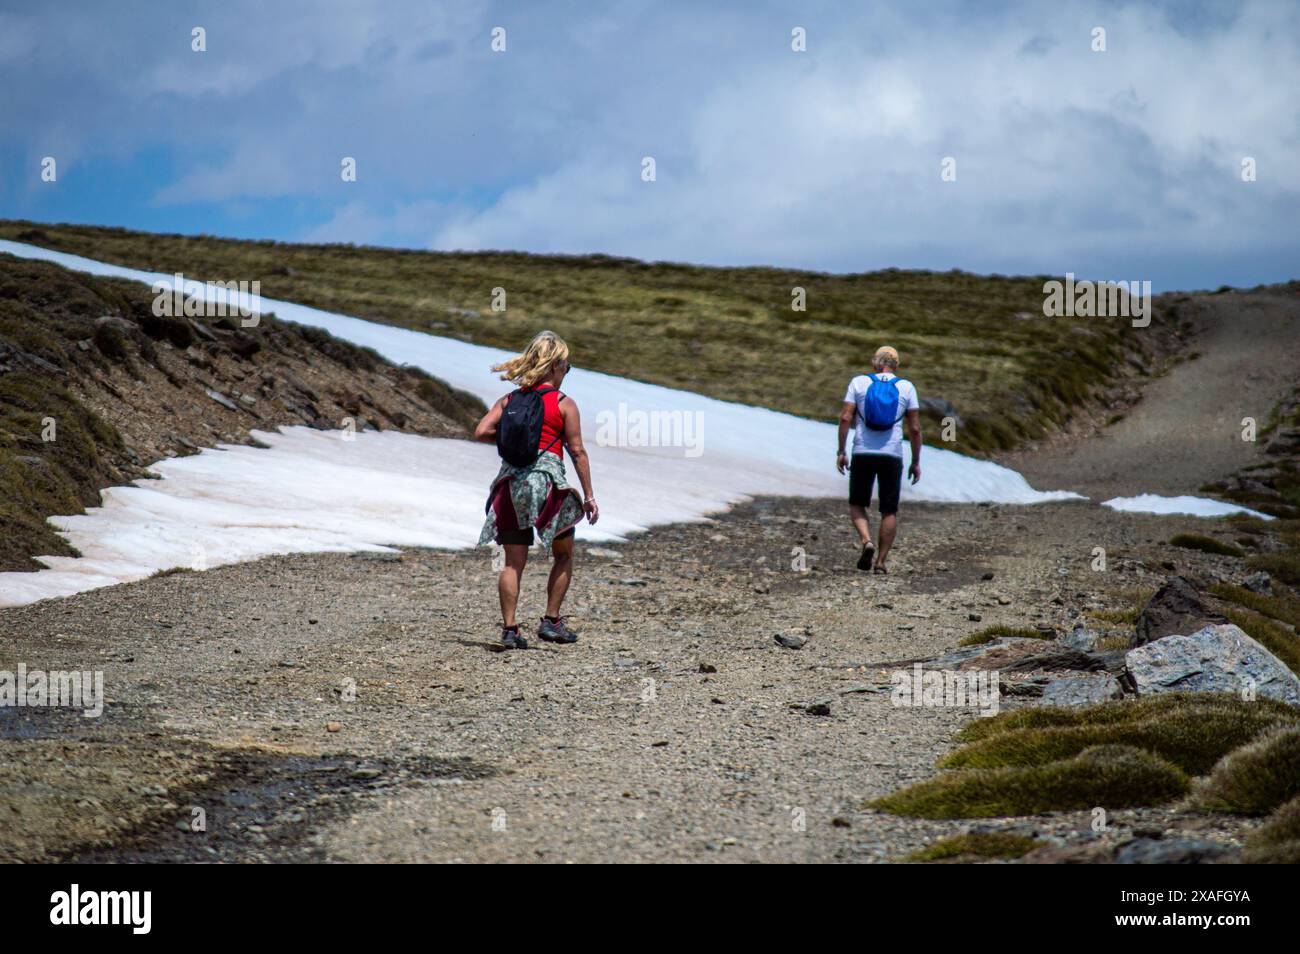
[492,330,570,389]
[872,345,900,371]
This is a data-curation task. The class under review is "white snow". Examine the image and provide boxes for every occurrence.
[1101,494,1275,520]
[0,239,1094,607]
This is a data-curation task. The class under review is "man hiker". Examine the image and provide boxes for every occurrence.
[836,345,921,574]
[475,331,599,649]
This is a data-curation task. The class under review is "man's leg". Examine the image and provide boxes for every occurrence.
[849,503,872,546]
[874,457,904,569]
[498,544,529,626]
[876,513,898,567]
[545,532,575,618]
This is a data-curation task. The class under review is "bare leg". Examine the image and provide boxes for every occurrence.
[498,544,529,627]
[876,513,898,567]
[849,504,872,546]
[546,533,574,618]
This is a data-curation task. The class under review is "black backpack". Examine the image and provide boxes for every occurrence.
[497,386,564,467]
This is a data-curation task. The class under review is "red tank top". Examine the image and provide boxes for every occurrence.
[532,387,564,457]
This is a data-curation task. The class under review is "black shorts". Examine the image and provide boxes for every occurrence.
[496,526,575,546]
[849,453,903,514]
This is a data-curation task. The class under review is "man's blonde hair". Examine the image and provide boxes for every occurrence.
[492,330,570,389]
[872,345,900,371]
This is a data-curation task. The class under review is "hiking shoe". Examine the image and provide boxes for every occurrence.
[856,544,875,571]
[873,564,888,575]
[502,626,528,650]
[538,616,579,644]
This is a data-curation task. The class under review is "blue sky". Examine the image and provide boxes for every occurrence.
[0,0,1296,290]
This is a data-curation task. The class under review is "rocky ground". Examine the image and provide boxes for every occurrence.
[0,493,1278,863]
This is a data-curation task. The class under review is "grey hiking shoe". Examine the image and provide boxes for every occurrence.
[502,626,528,650]
[538,616,579,644]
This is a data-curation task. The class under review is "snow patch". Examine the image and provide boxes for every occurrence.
[1,240,1084,607]
[1101,494,1275,520]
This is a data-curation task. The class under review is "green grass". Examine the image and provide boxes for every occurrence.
[1168,533,1245,557]
[1212,582,1300,630]
[958,624,1049,647]
[0,218,1185,457]
[1193,728,1300,815]
[1242,795,1300,863]
[1222,609,1300,678]
[869,745,1189,819]
[940,699,1294,775]
[904,831,1038,862]
[953,692,1298,745]
[1087,607,1141,624]
[1248,550,1300,586]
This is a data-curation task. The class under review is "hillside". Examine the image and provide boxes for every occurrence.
[1,220,1188,455]
[0,253,483,572]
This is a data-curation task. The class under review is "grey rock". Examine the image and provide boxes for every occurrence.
[775,632,807,650]
[1060,625,1100,652]
[205,388,240,412]
[1126,623,1300,706]
[1115,837,1232,865]
[1243,571,1272,594]
[919,396,962,427]
[1037,674,1124,707]
[1003,647,1104,674]
[1132,576,1222,647]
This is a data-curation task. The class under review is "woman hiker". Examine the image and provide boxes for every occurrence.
[474,331,599,649]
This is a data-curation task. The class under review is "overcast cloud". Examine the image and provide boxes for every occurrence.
[0,0,1296,289]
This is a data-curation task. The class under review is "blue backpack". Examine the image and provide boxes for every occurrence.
[858,374,904,431]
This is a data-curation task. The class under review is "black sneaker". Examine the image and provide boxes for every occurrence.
[857,544,875,571]
[538,616,579,644]
[502,626,528,650]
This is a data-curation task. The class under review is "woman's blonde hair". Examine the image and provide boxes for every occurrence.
[492,330,570,389]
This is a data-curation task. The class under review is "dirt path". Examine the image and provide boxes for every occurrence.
[0,495,1263,863]
[1001,287,1300,498]
[4,288,1295,863]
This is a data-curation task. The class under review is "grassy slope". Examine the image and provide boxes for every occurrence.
[0,254,482,571]
[0,220,1186,456]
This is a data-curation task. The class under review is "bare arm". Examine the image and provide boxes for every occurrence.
[836,401,855,474]
[474,395,509,443]
[905,408,922,483]
[561,400,599,524]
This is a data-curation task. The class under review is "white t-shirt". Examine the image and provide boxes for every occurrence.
[843,372,919,459]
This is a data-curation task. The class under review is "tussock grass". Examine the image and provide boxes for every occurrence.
[942,700,1293,775]
[1222,609,1300,677]
[958,624,1048,647]
[1211,583,1300,629]
[954,692,1297,745]
[905,831,1038,862]
[1242,796,1300,863]
[0,218,1180,458]
[869,745,1189,819]
[1088,607,1140,624]
[1248,551,1300,586]
[1194,728,1300,815]
[1169,533,1245,557]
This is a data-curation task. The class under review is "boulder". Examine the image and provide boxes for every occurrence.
[1003,647,1106,674]
[1132,576,1222,647]
[1115,837,1232,865]
[1060,625,1101,652]
[1038,674,1125,707]
[1125,623,1300,706]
